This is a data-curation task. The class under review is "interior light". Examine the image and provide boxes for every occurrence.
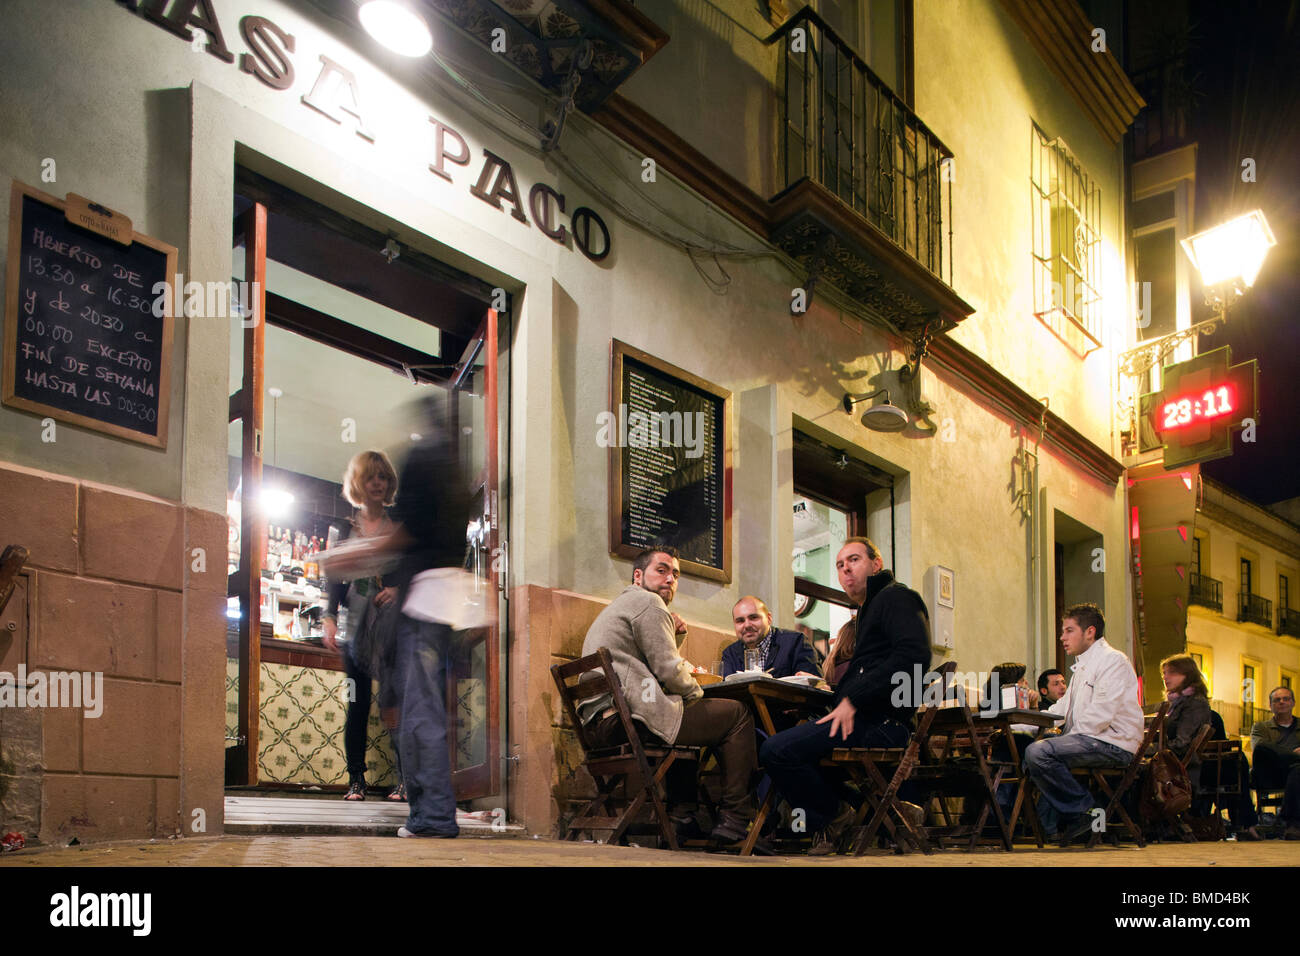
[261,487,295,517]
[360,1,433,57]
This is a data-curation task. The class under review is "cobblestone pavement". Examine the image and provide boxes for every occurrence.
[1,834,1295,866]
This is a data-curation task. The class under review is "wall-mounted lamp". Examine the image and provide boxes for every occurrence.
[843,388,909,432]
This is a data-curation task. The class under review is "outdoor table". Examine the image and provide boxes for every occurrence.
[701,673,832,855]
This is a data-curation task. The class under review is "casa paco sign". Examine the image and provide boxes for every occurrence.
[115,0,612,261]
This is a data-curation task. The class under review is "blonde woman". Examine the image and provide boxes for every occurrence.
[322,450,403,801]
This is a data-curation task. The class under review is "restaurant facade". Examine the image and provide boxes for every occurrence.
[0,0,1146,843]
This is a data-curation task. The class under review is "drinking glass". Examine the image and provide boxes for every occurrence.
[744,648,763,673]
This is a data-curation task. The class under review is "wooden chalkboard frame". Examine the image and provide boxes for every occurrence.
[3,181,176,448]
[608,339,732,583]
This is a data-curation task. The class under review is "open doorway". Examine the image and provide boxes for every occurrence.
[791,428,896,657]
[224,169,506,807]
[1053,510,1104,672]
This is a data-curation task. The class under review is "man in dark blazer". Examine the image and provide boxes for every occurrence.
[721,596,819,678]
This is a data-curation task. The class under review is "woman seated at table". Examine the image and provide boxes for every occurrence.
[821,619,856,690]
[1159,654,1260,840]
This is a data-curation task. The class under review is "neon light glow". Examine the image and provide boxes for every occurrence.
[1159,384,1236,432]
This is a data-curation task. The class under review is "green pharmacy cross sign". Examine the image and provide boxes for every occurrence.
[1140,346,1258,469]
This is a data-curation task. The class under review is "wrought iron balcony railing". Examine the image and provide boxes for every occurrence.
[1239,592,1272,628]
[1279,606,1300,638]
[1188,572,1222,612]
[768,7,953,286]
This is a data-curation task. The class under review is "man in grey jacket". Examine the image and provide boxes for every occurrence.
[579,547,757,843]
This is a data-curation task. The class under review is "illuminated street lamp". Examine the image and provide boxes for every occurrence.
[1181,209,1276,291]
[1119,209,1276,380]
[359,1,434,57]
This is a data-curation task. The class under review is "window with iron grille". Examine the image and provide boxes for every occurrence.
[1031,124,1102,355]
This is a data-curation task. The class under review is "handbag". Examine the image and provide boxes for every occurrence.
[1141,749,1193,819]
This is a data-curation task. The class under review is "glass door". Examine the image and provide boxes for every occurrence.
[228,202,267,785]
[448,308,500,799]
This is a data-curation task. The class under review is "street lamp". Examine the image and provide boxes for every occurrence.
[1118,210,1276,379]
[1181,209,1276,292]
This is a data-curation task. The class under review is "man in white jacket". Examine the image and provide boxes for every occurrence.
[1024,603,1144,844]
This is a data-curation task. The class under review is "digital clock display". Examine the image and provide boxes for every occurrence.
[1159,385,1236,432]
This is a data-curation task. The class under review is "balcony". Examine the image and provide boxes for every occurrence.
[765,7,972,344]
[1280,606,1300,639]
[1188,572,1222,612]
[1239,592,1272,628]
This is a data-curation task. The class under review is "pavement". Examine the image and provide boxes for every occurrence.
[1,833,1296,866]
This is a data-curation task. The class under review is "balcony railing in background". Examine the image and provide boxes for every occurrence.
[1279,606,1300,638]
[769,7,953,286]
[1188,572,1222,612]
[1239,592,1272,628]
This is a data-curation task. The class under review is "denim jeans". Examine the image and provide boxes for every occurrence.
[1024,733,1132,834]
[759,715,911,832]
[395,614,459,835]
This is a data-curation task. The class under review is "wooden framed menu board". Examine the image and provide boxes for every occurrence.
[608,339,732,583]
[3,181,175,448]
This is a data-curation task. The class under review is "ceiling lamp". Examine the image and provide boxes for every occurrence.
[359,1,433,57]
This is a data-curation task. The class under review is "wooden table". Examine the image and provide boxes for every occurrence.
[701,674,832,855]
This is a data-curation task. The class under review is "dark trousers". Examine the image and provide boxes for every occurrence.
[589,698,757,819]
[1253,743,1300,823]
[343,648,403,785]
[760,716,911,832]
[343,649,373,781]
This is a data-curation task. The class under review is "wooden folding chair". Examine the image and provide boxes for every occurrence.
[551,648,699,850]
[0,545,28,616]
[824,662,959,856]
[1068,700,1169,848]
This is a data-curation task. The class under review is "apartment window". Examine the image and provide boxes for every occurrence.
[1031,123,1102,355]
[813,0,907,98]
[1281,574,1290,611]
[1190,537,1201,576]
[1189,651,1203,671]
[1240,558,1252,597]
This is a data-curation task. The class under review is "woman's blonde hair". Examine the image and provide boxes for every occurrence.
[342,450,398,508]
[824,618,857,682]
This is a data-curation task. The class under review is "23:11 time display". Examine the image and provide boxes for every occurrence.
[1160,385,1235,431]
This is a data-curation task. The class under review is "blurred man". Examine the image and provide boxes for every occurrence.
[759,537,931,856]
[1250,686,1300,839]
[1024,604,1144,844]
[578,547,758,844]
[721,596,818,678]
[326,395,473,839]
[1037,668,1067,710]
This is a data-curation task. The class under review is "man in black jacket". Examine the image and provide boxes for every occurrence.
[760,537,931,854]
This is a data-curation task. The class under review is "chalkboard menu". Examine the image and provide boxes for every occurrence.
[608,340,731,582]
[3,182,175,447]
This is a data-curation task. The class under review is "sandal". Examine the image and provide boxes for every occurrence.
[388,782,407,802]
[344,778,366,801]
